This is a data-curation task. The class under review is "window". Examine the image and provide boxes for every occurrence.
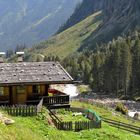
[0,87,4,95]
[17,86,26,94]
[33,85,41,94]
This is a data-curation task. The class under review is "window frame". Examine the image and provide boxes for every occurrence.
[0,87,4,96]
[16,86,26,94]
[32,85,41,94]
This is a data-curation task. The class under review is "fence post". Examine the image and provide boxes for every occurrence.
[28,106,30,116]
[35,106,37,116]
[118,121,120,130]
[13,106,15,116]
[16,106,18,116]
[19,106,21,116]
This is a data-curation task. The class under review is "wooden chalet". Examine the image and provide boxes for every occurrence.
[0,60,74,109]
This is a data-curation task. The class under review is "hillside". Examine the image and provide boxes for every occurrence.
[0,105,140,140]
[81,0,140,49]
[24,11,102,61]
[0,0,82,51]
[58,0,140,50]
[58,0,104,33]
[22,0,140,60]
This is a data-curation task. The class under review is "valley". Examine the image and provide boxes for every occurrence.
[1,0,140,139]
[0,0,82,51]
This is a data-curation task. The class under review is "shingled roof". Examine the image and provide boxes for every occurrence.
[0,62,73,85]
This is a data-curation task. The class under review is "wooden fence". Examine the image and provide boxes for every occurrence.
[1,106,37,116]
[43,95,69,105]
[56,122,73,131]
[101,117,140,134]
[49,108,101,131]
[75,121,99,131]
[51,117,99,131]
[76,99,140,134]
[66,107,101,127]
[0,99,44,116]
[0,105,37,116]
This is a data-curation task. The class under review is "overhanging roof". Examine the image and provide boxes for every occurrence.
[0,62,73,85]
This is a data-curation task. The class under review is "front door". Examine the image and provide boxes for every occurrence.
[16,86,27,104]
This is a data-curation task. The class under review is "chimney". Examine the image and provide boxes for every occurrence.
[0,52,5,63]
[16,52,24,62]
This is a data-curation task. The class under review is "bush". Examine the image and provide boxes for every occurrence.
[115,103,128,115]
[115,103,123,112]
[121,106,128,115]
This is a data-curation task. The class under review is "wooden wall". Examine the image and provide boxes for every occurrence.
[4,86,9,96]
[26,84,46,96]
[0,84,49,104]
[12,86,17,104]
[27,86,32,96]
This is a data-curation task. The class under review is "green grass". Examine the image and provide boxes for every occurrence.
[57,109,88,122]
[0,106,139,140]
[71,101,140,127]
[24,11,102,61]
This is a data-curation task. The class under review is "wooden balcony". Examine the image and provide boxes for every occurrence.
[42,95,69,105]
[27,95,70,109]
[43,95,70,109]
[0,95,9,105]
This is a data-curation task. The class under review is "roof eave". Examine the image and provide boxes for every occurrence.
[0,80,74,86]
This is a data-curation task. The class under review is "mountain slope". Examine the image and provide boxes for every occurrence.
[0,0,82,51]
[57,0,140,50]
[10,0,140,61]
[81,0,140,49]
[58,0,104,33]
[25,11,102,61]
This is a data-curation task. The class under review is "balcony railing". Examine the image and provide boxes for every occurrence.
[27,95,70,106]
[42,95,69,105]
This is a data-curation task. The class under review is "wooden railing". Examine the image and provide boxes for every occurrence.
[101,117,140,134]
[27,95,70,106]
[55,121,98,131]
[49,109,100,131]
[42,95,69,105]
[0,105,37,116]
[0,95,9,105]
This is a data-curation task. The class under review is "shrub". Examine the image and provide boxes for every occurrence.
[115,103,123,112]
[121,106,128,115]
[115,103,128,115]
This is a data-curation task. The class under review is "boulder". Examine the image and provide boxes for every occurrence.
[133,112,140,120]
[4,119,15,125]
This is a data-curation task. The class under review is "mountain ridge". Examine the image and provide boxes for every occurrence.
[58,0,104,33]
[0,0,82,51]
[9,0,140,61]
[81,0,140,49]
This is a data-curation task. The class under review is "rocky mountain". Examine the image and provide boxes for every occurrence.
[81,0,140,49]
[58,0,140,50]
[0,0,82,51]
[9,0,140,61]
[58,0,104,33]
[22,11,102,61]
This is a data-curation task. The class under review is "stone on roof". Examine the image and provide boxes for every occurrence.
[0,62,73,85]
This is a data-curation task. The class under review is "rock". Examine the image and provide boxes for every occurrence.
[4,119,15,125]
[72,112,82,116]
[133,112,140,120]
[0,112,15,125]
